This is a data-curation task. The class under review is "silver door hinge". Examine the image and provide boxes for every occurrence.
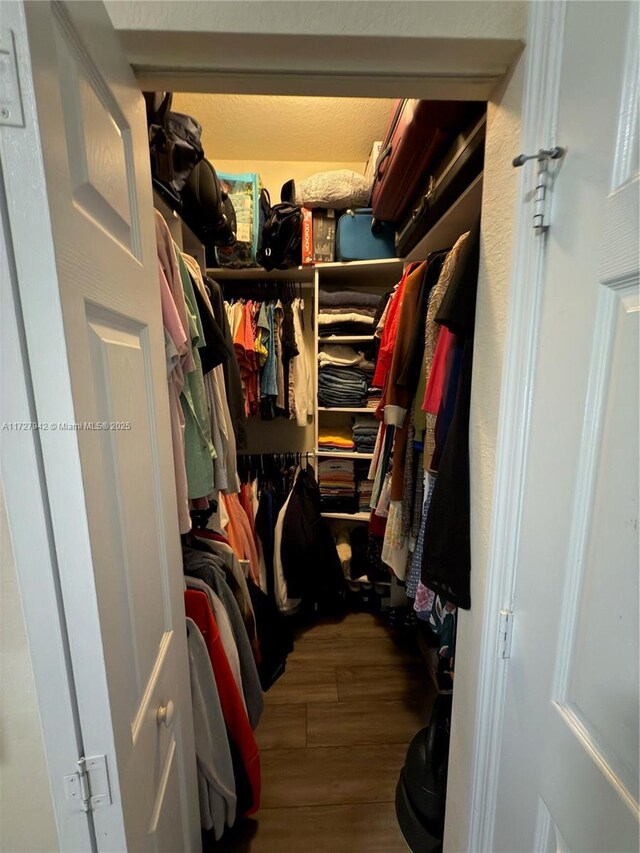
[498,609,514,659]
[0,29,25,127]
[512,147,566,233]
[64,755,112,813]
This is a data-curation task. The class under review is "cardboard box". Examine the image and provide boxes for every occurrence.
[301,207,313,265]
[312,208,336,263]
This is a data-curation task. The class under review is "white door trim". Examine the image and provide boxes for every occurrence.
[0,175,93,850]
[466,2,568,850]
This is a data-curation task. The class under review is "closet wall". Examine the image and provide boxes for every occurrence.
[171,93,392,200]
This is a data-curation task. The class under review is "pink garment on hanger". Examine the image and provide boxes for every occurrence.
[155,210,194,373]
[220,493,260,585]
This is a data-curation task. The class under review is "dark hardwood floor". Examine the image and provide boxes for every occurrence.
[216,610,436,852]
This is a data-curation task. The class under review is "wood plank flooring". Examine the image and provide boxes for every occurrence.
[214,611,436,852]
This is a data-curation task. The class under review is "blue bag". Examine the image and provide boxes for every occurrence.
[335,208,397,262]
[215,172,265,267]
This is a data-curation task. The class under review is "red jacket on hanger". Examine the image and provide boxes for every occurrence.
[184,589,261,815]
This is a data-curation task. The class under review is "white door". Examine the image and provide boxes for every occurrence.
[492,2,639,851]
[0,1,199,849]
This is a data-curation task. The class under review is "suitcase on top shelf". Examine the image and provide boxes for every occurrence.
[395,113,486,258]
[371,99,483,224]
[335,208,396,261]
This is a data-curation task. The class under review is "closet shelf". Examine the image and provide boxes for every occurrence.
[348,577,392,587]
[318,407,374,413]
[321,511,370,522]
[206,266,314,282]
[316,257,403,286]
[207,257,403,284]
[318,335,374,344]
[403,172,484,262]
[315,450,375,460]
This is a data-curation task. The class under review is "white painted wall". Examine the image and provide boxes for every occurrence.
[0,483,58,853]
[106,1,525,101]
[443,51,526,853]
[106,1,527,40]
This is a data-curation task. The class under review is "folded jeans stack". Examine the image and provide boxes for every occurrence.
[318,365,369,408]
[352,416,378,453]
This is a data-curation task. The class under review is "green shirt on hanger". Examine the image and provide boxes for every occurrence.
[176,248,215,498]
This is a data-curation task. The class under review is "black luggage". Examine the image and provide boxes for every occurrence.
[371,100,483,224]
[395,114,486,258]
[144,92,204,206]
[180,159,237,254]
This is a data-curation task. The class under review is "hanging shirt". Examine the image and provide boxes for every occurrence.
[421,221,480,610]
[185,618,236,839]
[184,590,261,816]
[292,298,313,427]
[176,251,215,499]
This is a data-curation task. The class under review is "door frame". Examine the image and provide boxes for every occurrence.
[0,2,560,850]
[0,32,94,850]
[462,3,567,850]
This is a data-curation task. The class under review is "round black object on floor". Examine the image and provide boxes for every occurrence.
[395,693,453,851]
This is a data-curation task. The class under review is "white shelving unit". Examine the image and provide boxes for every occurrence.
[318,407,373,413]
[316,450,374,460]
[318,335,373,344]
[321,511,370,522]
[205,177,482,460]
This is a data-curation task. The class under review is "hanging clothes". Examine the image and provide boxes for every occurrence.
[183,544,264,730]
[421,221,481,610]
[184,589,261,816]
[185,617,237,840]
[176,252,215,499]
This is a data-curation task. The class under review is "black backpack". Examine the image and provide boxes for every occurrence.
[180,159,237,252]
[145,92,204,206]
[257,191,303,270]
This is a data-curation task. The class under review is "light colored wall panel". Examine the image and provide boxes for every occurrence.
[0,484,58,852]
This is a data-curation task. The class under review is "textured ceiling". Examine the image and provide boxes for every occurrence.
[171,94,394,162]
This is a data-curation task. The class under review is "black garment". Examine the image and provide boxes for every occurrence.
[281,301,299,417]
[396,252,446,395]
[205,274,247,449]
[255,487,276,600]
[280,466,345,615]
[246,578,294,691]
[421,220,480,609]
[191,277,234,374]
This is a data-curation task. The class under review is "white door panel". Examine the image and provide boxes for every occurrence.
[493,2,639,851]
[1,1,199,848]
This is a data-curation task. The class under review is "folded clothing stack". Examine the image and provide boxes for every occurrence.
[318,426,355,453]
[318,365,369,408]
[366,387,382,410]
[352,416,378,453]
[357,479,374,512]
[318,458,357,513]
[317,345,377,408]
[318,288,382,338]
